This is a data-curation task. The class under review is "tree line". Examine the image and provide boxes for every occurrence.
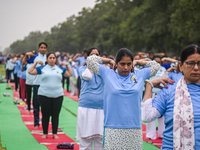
[6,0,200,57]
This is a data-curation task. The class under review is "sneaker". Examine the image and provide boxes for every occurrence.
[13,99,23,104]
[3,93,10,97]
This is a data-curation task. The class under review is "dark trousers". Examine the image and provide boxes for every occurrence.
[6,69,13,83]
[14,74,18,91]
[26,84,32,111]
[38,95,63,134]
[62,76,70,91]
[17,77,21,98]
[33,85,40,127]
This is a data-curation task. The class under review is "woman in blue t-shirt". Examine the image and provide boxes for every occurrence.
[28,52,73,139]
[142,44,200,150]
[87,48,160,149]
[76,47,105,150]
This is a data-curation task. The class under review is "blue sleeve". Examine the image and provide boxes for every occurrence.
[137,68,151,81]
[23,65,27,71]
[36,65,45,74]
[162,63,171,70]
[26,55,37,63]
[152,87,169,115]
[58,66,67,76]
[99,64,111,79]
[79,66,87,79]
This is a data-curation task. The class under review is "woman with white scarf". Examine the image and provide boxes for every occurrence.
[142,44,200,150]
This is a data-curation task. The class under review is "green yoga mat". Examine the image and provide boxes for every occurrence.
[0,83,48,150]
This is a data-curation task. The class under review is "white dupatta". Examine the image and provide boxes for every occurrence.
[173,77,195,150]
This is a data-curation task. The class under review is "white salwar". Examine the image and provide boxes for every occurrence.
[146,93,165,139]
[76,107,104,150]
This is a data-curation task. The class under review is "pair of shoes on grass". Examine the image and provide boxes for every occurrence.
[3,93,10,97]
[13,98,23,104]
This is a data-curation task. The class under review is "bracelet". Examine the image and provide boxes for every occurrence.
[145,80,154,88]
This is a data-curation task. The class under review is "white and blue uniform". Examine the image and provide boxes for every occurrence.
[25,64,35,85]
[27,53,46,127]
[27,53,47,85]
[36,64,67,135]
[36,64,66,97]
[152,82,200,150]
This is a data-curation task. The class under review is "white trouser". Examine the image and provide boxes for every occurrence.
[146,116,165,139]
[69,77,77,96]
[79,137,103,150]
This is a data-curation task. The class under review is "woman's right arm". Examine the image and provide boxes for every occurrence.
[142,78,174,122]
[86,55,115,75]
[28,61,43,75]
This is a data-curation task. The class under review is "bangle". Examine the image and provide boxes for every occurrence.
[145,80,154,88]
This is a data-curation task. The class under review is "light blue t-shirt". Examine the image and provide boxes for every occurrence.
[16,60,22,78]
[14,60,21,75]
[168,72,183,82]
[36,64,66,98]
[76,56,86,67]
[78,66,104,109]
[20,64,26,79]
[153,82,200,150]
[6,59,14,70]
[27,53,46,85]
[25,63,35,85]
[99,65,151,128]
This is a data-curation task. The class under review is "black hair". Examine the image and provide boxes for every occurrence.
[38,42,48,48]
[148,51,154,55]
[83,50,88,54]
[45,52,57,65]
[102,54,108,57]
[46,52,56,59]
[180,44,200,63]
[153,55,161,60]
[115,48,133,64]
[133,54,140,59]
[87,46,101,56]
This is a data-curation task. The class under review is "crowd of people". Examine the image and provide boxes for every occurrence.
[1,42,200,150]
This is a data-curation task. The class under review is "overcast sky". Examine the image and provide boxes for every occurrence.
[0,0,96,51]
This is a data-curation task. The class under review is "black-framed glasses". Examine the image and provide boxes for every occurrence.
[185,61,200,68]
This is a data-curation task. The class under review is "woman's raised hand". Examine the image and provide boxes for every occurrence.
[150,77,175,89]
[36,61,43,66]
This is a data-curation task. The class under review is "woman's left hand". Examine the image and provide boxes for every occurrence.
[150,77,175,89]
[60,62,69,66]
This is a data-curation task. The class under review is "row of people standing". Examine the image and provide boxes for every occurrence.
[25,42,73,139]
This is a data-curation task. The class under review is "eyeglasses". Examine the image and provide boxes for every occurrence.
[185,61,200,68]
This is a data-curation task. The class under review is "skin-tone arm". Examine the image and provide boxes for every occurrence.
[22,55,28,65]
[165,67,177,72]
[28,61,43,75]
[161,57,177,63]
[133,59,151,67]
[56,58,59,65]
[138,52,147,59]
[72,53,82,62]
[143,78,175,102]
[156,53,165,57]
[99,57,115,69]
[22,52,35,65]
[60,62,73,77]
